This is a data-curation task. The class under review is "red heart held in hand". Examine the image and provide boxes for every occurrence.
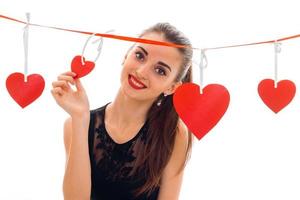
[173,83,230,140]
[258,79,296,113]
[6,72,45,108]
[71,55,95,78]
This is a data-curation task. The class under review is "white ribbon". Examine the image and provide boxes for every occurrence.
[199,49,208,94]
[274,41,281,88]
[23,13,30,82]
[81,29,114,65]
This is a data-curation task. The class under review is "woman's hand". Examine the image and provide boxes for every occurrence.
[51,71,90,118]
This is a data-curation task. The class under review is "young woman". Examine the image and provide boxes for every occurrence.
[51,23,194,200]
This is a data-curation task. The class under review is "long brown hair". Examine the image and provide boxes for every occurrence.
[131,22,194,198]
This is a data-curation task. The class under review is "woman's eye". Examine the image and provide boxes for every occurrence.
[134,51,166,76]
[135,52,145,61]
[155,67,166,76]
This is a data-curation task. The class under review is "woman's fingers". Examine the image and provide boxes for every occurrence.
[51,71,78,98]
[57,75,75,85]
[61,71,77,77]
[51,87,64,96]
[74,78,85,92]
[52,80,71,91]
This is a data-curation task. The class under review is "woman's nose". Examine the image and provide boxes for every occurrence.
[135,63,149,79]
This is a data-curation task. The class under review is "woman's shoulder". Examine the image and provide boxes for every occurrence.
[176,119,189,142]
[88,102,110,136]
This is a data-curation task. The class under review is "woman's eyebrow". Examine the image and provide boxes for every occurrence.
[137,46,172,72]
[137,46,148,56]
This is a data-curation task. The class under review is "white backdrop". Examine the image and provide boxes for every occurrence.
[1,0,300,199]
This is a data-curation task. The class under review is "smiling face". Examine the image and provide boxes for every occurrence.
[119,32,183,103]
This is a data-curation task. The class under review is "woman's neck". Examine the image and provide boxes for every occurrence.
[106,87,154,128]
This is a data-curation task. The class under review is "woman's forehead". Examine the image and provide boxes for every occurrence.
[134,44,181,73]
[136,34,181,56]
[137,32,174,52]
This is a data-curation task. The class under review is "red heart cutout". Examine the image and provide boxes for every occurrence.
[6,72,45,108]
[173,83,230,140]
[258,79,296,113]
[71,55,95,78]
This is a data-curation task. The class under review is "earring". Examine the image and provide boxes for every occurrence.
[156,93,168,106]
[156,99,162,106]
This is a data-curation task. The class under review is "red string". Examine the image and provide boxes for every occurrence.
[0,14,194,50]
[1,14,300,51]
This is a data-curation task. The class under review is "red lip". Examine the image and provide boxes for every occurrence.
[128,74,146,89]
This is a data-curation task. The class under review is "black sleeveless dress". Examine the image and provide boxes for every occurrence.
[88,102,160,200]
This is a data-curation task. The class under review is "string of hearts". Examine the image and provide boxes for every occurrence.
[1,13,300,141]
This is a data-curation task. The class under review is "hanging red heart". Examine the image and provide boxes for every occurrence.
[258,79,296,113]
[173,83,230,140]
[6,72,45,108]
[71,55,95,78]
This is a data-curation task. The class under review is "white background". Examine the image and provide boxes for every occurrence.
[1,0,300,199]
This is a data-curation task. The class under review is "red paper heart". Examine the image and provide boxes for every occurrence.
[258,79,296,113]
[6,72,45,108]
[71,55,95,78]
[173,83,230,140]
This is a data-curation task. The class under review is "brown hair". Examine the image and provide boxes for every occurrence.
[130,22,194,198]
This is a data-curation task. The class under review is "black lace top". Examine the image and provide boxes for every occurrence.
[88,102,160,200]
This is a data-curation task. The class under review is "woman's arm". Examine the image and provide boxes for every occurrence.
[63,114,91,200]
[51,71,91,199]
[157,120,189,200]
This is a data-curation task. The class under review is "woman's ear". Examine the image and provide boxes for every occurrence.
[165,81,182,95]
